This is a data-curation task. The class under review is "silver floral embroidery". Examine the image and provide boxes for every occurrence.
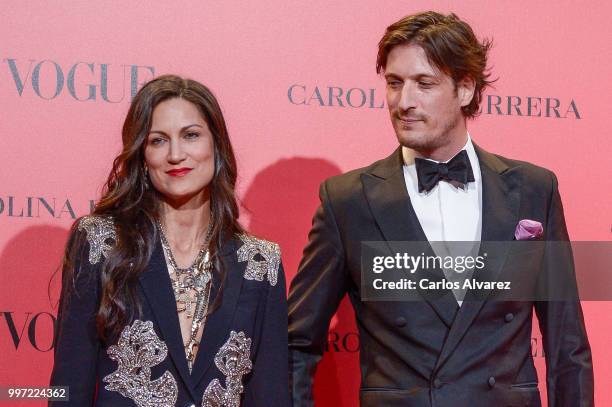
[202,331,253,407]
[103,320,178,407]
[78,215,116,264]
[237,235,280,286]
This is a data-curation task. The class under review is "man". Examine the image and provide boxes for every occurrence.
[288,11,593,407]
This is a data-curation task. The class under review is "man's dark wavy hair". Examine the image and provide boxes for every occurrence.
[377,11,495,118]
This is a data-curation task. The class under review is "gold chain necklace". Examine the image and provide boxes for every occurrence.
[157,219,213,372]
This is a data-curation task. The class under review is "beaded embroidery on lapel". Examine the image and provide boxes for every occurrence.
[201,331,253,407]
[103,320,178,407]
[236,235,280,286]
[77,215,116,264]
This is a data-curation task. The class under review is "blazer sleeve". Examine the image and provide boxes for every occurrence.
[243,263,290,407]
[288,180,349,407]
[49,228,101,407]
[534,173,594,406]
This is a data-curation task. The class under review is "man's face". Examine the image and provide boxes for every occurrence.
[384,43,474,155]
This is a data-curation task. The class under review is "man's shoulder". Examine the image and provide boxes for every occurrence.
[488,151,557,187]
[321,151,398,198]
[325,159,379,185]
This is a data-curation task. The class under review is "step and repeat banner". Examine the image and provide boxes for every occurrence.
[1,1,611,405]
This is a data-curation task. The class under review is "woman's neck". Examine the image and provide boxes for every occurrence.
[158,192,212,251]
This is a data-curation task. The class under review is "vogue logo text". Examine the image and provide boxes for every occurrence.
[3,58,155,102]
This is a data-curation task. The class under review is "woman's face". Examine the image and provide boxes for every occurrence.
[144,97,215,205]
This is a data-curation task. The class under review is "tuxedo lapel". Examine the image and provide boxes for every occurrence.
[138,236,197,400]
[361,148,458,327]
[190,239,244,389]
[434,145,522,372]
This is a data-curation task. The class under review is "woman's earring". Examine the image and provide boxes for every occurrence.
[143,166,150,189]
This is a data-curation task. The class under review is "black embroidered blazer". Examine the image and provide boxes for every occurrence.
[50,216,290,407]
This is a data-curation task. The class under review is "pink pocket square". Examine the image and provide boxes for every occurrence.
[515,219,543,240]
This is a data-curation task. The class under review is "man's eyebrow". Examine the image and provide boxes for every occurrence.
[384,73,402,80]
[384,72,440,81]
[414,73,439,81]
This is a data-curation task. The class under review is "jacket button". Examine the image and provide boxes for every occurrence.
[488,376,496,387]
[433,378,442,389]
[505,313,514,322]
[395,316,407,327]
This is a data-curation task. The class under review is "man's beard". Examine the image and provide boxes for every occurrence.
[394,112,461,155]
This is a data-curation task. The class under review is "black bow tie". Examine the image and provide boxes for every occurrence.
[414,149,475,193]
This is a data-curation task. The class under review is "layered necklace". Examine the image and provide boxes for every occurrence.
[157,218,213,373]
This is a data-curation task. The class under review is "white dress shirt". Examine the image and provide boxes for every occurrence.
[402,135,483,304]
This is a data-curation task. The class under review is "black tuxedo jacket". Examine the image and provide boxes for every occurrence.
[288,146,593,407]
[50,216,289,407]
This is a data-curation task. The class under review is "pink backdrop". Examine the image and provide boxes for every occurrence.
[1,1,611,405]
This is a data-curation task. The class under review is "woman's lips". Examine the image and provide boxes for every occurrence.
[166,168,192,177]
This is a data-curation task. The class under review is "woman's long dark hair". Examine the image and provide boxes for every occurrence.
[61,75,243,342]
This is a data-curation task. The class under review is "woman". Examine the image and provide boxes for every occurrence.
[50,75,289,407]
